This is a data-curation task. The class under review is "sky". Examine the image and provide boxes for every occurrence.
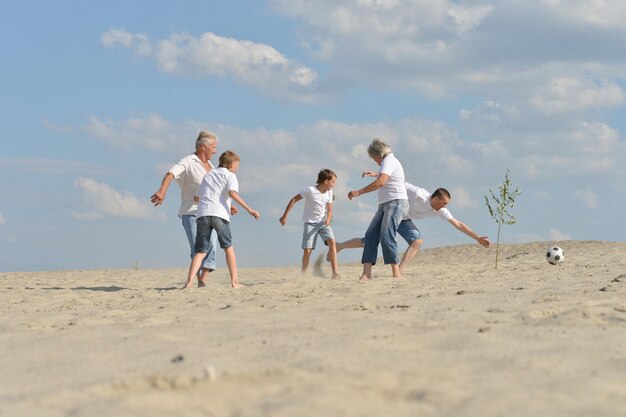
[1,0,625,272]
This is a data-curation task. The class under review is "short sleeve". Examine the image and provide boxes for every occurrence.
[168,159,188,179]
[300,187,311,199]
[379,155,398,176]
[227,173,239,193]
[438,208,454,221]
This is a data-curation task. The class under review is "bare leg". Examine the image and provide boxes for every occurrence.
[359,262,373,281]
[198,268,212,287]
[399,239,423,274]
[301,248,313,274]
[185,252,207,289]
[328,237,364,261]
[391,263,401,278]
[326,239,340,278]
[224,246,242,288]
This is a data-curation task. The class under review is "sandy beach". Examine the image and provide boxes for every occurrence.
[2,240,625,417]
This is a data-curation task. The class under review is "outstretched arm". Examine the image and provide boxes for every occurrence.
[279,194,302,225]
[229,190,260,219]
[448,218,491,248]
[151,172,175,206]
[348,173,389,200]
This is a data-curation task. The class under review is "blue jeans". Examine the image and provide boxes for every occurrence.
[182,214,217,271]
[361,199,409,265]
[397,219,422,244]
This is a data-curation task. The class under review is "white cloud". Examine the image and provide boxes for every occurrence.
[82,112,626,189]
[42,119,74,134]
[541,0,626,28]
[269,0,626,104]
[548,229,571,241]
[73,177,165,221]
[272,0,487,42]
[458,94,626,182]
[102,29,318,102]
[101,28,152,55]
[448,186,476,209]
[575,188,600,209]
[85,114,184,151]
[514,233,544,243]
[0,211,5,226]
[515,229,571,243]
[530,78,625,114]
[571,122,621,154]
[0,157,112,176]
[449,3,494,33]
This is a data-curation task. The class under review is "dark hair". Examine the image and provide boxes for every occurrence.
[316,168,337,185]
[431,188,451,199]
[218,150,240,168]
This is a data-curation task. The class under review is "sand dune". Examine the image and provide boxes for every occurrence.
[2,240,625,416]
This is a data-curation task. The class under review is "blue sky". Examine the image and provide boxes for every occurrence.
[2,0,625,272]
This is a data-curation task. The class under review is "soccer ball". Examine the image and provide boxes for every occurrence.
[546,246,564,265]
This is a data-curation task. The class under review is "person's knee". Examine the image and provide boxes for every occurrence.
[410,239,423,249]
[326,239,336,248]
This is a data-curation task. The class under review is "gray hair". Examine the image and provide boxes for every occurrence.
[195,130,218,149]
[367,138,391,159]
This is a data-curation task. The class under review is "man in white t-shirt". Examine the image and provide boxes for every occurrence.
[150,131,220,287]
[339,183,490,273]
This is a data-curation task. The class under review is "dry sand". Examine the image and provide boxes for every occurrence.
[1,240,626,417]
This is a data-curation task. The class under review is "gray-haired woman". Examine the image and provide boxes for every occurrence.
[348,138,409,280]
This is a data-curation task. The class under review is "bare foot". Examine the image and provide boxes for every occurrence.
[182,281,193,289]
[391,265,402,278]
[331,273,341,279]
[231,282,247,288]
[198,268,213,287]
[359,275,370,281]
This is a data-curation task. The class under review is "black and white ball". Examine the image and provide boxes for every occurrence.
[546,246,564,265]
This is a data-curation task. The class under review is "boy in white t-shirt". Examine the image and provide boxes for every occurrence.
[279,169,339,278]
[184,151,260,289]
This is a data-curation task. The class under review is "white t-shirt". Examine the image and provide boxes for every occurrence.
[168,154,214,218]
[300,186,333,223]
[377,153,408,204]
[405,183,454,221]
[196,167,239,221]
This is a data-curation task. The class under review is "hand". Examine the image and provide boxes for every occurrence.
[279,216,287,225]
[249,210,261,220]
[362,170,377,178]
[477,237,491,248]
[150,191,165,206]
[230,206,239,216]
[348,190,360,200]
[324,219,331,226]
